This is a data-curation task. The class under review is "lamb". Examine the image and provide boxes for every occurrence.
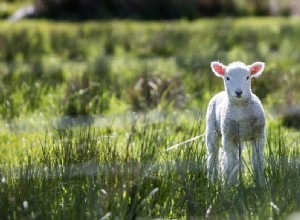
[206,61,266,185]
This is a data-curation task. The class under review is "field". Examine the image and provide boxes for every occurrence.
[0,17,300,219]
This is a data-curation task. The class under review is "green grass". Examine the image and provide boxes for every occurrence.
[0,17,300,219]
[1,18,300,119]
[0,117,300,219]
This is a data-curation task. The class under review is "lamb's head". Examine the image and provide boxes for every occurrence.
[210,61,265,100]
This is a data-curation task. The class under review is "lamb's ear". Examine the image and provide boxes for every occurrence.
[248,62,265,78]
[211,61,226,77]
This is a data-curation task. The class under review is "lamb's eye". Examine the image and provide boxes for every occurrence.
[226,77,230,81]
[246,76,250,80]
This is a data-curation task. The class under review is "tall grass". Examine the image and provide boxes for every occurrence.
[0,116,299,219]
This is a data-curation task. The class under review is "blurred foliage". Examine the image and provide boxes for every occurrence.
[0,19,299,129]
[129,73,186,111]
[282,109,300,129]
[63,54,114,116]
[64,75,110,116]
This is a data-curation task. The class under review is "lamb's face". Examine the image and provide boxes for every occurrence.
[224,64,251,99]
[211,61,265,100]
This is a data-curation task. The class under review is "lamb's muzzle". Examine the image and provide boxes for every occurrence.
[235,90,242,98]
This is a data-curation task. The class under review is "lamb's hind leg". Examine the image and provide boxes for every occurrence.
[206,129,220,182]
[252,133,265,186]
[221,139,239,184]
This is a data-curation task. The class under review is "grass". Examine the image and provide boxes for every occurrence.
[0,17,300,218]
[0,116,300,219]
[1,18,300,119]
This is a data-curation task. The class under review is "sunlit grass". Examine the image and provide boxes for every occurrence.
[0,114,299,219]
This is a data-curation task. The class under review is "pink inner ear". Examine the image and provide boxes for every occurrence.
[250,65,262,75]
[213,64,225,75]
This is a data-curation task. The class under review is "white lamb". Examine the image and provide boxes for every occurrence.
[206,61,266,185]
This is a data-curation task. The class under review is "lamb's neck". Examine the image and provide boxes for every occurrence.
[228,96,253,107]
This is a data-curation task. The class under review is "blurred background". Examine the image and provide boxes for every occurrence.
[0,0,300,129]
[2,0,300,20]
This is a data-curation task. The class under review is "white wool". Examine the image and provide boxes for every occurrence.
[206,61,266,185]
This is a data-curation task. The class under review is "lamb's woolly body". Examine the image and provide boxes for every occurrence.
[206,61,266,185]
[208,91,265,141]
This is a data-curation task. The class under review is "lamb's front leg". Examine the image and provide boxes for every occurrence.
[206,130,220,182]
[221,138,239,184]
[252,133,265,186]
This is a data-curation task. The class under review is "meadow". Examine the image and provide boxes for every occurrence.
[0,17,300,219]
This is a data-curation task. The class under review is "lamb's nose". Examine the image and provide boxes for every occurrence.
[235,90,243,97]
